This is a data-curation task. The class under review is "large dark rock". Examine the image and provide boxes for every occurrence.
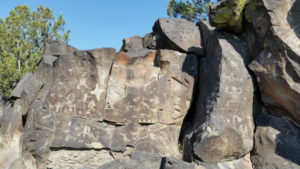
[153,18,203,55]
[105,50,198,125]
[251,113,300,169]
[187,30,255,162]
[11,39,199,168]
[246,0,300,126]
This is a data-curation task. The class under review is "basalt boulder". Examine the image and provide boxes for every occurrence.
[153,18,203,55]
[247,0,300,126]
[251,113,300,169]
[187,28,255,163]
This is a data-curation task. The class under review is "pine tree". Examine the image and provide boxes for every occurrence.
[0,5,70,99]
[167,0,213,23]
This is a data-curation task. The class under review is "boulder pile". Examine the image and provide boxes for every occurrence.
[0,0,299,168]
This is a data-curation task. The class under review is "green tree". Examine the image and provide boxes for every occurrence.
[0,5,70,99]
[167,0,213,22]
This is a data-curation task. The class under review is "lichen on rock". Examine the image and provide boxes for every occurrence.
[209,0,248,33]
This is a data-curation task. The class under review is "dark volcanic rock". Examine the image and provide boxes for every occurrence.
[196,21,215,51]
[246,0,300,126]
[121,36,144,52]
[188,30,255,162]
[0,100,23,136]
[251,113,300,169]
[153,18,203,55]
[105,50,198,125]
[10,73,33,99]
[97,152,162,169]
[143,33,158,49]
[15,39,198,168]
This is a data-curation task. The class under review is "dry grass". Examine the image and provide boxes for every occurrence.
[0,132,36,169]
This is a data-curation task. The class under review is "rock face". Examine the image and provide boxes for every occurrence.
[1,3,300,169]
[10,73,33,99]
[105,50,198,125]
[246,0,300,126]
[251,113,300,169]
[121,36,144,52]
[153,18,202,55]
[187,29,255,162]
[9,24,198,168]
[97,152,162,169]
[160,155,253,169]
[0,100,23,136]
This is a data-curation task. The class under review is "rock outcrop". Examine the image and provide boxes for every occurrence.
[251,112,300,169]
[187,29,255,163]
[246,0,300,126]
[153,18,203,55]
[0,2,300,169]
[20,41,198,168]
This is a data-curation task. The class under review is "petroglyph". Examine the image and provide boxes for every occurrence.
[19,41,198,168]
[105,50,198,125]
[90,84,105,101]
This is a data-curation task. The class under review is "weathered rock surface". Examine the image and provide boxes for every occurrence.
[143,33,158,49]
[196,21,215,51]
[247,0,300,126]
[8,157,25,169]
[251,113,300,169]
[97,158,157,169]
[188,30,255,162]
[153,18,202,55]
[198,154,253,169]
[0,148,24,169]
[105,50,198,125]
[9,36,198,168]
[10,73,33,99]
[160,154,253,169]
[97,151,162,169]
[47,149,114,169]
[121,36,144,52]
[1,100,23,136]
[1,3,299,168]
[209,0,247,33]
[160,157,199,169]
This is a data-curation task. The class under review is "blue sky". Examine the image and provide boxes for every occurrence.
[0,0,170,50]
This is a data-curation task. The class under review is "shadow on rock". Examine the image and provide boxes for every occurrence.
[252,113,300,168]
[288,0,300,39]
